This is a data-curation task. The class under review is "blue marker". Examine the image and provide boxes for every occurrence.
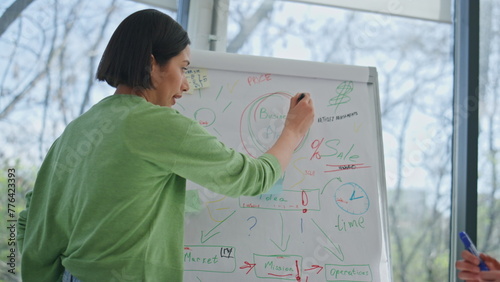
[459,231,489,271]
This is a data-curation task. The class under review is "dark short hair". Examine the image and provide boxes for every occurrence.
[96,9,190,89]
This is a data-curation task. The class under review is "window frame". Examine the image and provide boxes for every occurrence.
[450,0,480,281]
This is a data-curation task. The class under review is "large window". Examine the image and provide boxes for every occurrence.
[478,0,500,259]
[227,1,453,281]
[1,0,495,281]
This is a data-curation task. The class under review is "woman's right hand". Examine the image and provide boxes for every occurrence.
[266,92,315,172]
[282,92,315,140]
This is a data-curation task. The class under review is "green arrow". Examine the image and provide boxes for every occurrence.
[321,177,342,194]
[200,210,236,243]
[311,218,344,261]
[270,213,291,252]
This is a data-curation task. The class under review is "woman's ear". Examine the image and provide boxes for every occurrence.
[150,54,159,73]
[149,55,160,87]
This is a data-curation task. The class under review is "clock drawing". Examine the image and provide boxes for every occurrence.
[334,182,370,215]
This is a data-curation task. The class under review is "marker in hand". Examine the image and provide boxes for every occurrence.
[298,93,306,102]
[459,231,490,271]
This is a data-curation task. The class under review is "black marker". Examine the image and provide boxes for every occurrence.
[298,93,305,101]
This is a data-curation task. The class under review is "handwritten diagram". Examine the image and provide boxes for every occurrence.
[178,60,389,282]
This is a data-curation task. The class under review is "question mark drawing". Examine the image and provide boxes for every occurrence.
[247,216,257,236]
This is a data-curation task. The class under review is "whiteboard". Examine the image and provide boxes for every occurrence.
[177,50,392,282]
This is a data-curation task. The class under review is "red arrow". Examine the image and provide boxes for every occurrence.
[239,261,256,274]
[304,265,324,274]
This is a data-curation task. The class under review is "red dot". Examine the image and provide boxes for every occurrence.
[302,209,307,213]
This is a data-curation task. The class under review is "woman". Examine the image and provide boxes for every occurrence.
[17,9,314,281]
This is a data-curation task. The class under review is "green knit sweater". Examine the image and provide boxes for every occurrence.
[17,95,281,281]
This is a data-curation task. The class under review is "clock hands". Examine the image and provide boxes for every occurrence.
[350,190,364,201]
